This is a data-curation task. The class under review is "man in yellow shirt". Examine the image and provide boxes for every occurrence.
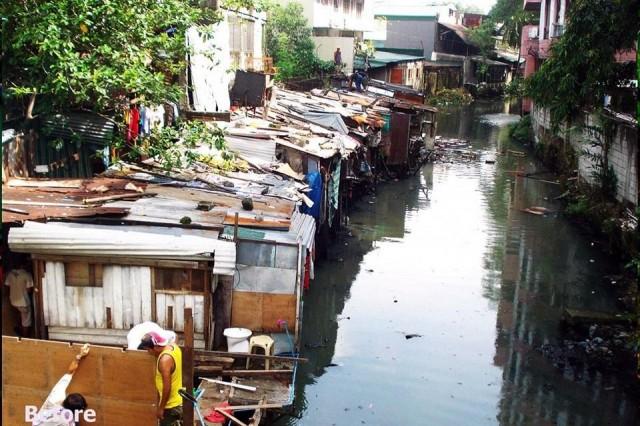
[138,330,183,426]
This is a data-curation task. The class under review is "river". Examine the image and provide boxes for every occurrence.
[278,101,639,426]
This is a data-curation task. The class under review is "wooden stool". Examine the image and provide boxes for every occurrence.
[246,335,275,370]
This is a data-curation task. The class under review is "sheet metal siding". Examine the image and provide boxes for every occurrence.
[225,135,277,165]
[38,113,114,178]
[234,266,297,294]
[43,262,152,330]
[10,221,236,275]
[155,293,205,333]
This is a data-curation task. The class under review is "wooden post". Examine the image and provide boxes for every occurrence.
[213,275,234,349]
[183,308,194,426]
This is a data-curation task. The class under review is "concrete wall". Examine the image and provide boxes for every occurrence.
[383,19,437,58]
[532,106,638,206]
[280,0,374,32]
[313,36,355,73]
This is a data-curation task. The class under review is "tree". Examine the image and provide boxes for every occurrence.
[1,0,220,118]
[525,0,638,127]
[488,0,536,48]
[264,1,331,81]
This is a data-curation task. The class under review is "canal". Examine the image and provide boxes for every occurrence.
[279,101,639,425]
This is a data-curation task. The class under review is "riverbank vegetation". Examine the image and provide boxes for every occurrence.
[427,88,473,107]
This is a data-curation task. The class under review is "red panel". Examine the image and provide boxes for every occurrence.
[388,112,411,166]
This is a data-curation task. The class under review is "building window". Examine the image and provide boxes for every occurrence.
[333,0,339,11]
[355,0,363,17]
[154,268,206,293]
[65,262,103,287]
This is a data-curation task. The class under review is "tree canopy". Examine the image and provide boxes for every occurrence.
[264,2,332,81]
[1,0,220,117]
[525,0,638,126]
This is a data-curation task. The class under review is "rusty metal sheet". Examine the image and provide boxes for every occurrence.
[2,206,129,223]
[388,112,411,166]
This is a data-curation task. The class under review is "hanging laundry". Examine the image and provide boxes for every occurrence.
[126,105,140,143]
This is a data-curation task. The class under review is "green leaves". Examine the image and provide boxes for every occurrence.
[264,1,326,80]
[524,0,638,127]
[2,0,219,116]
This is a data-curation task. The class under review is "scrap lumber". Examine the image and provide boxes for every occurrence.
[214,407,249,426]
[194,349,307,363]
[219,369,293,377]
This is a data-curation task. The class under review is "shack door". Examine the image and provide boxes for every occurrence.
[389,68,404,84]
[388,112,411,166]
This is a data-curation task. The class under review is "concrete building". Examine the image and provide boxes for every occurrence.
[280,0,375,73]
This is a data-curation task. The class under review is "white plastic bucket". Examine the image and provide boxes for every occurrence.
[223,327,252,353]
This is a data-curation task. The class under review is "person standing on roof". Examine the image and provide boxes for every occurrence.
[139,330,183,426]
[333,47,342,73]
[5,257,34,337]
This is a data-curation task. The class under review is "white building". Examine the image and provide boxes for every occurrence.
[281,0,375,73]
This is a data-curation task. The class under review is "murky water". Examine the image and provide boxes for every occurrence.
[279,101,639,426]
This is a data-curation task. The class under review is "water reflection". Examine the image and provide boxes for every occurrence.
[278,101,638,426]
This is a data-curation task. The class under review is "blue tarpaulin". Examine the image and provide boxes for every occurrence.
[302,171,322,221]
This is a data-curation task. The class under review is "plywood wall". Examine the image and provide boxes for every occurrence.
[43,262,152,329]
[231,291,296,332]
[2,337,157,425]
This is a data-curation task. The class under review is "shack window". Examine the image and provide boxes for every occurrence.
[154,268,206,293]
[65,262,103,287]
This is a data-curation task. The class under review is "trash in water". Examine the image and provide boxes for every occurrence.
[405,334,423,340]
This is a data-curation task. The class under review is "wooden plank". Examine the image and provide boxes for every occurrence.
[6,178,83,188]
[2,337,156,426]
[223,214,290,230]
[132,267,142,325]
[175,295,185,331]
[122,267,134,329]
[203,268,212,348]
[194,355,235,365]
[183,308,194,426]
[195,295,205,334]
[195,349,307,363]
[54,262,66,327]
[219,369,293,376]
[262,293,296,333]
[32,254,203,270]
[156,293,166,327]
[194,365,224,374]
[215,407,249,426]
[111,265,123,329]
[141,267,153,322]
[231,292,263,331]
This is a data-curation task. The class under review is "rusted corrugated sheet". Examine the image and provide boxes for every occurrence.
[1,178,147,223]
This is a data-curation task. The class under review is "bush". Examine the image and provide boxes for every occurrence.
[265,2,328,81]
[565,196,590,216]
[427,88,473,107]
[508,115,533,144]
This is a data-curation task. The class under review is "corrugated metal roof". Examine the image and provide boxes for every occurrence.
[9,221,236,275]
[224,135,277,165]
[220,211,315,250]
[41,113,116,146]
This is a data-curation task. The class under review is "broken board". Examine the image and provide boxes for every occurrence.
[2,337,157,425]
